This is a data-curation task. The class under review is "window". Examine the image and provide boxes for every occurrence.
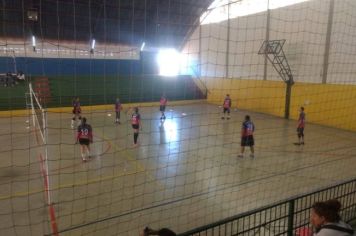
[200,0,310,25]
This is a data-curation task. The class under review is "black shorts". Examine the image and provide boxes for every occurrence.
[297,127,304,136]
[132,124,139,130]
[241,135,254,146]
[79,138,90,146]
[160,105,166,112]
[223,107,230,113]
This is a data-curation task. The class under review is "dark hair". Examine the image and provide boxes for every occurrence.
[134,107,139,113]
[245,115,250,121]
[144,227,176,236]
[312,199,341,222]
[82,117,87,124]
[301,106,304,111]
[226,94,229,96]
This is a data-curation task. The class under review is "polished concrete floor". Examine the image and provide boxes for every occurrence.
[0,103,356,235]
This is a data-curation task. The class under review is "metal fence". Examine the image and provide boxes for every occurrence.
[179,178,356,236]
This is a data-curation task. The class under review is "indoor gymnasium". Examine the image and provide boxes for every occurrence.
[0,0,355,235]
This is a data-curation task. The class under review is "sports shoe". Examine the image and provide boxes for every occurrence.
[227,117,230,120]
[237,154,243,158]
[221,117,225,120]
[250,154,254,158]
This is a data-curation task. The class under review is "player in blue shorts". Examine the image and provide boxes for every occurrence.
[238,115,255,158]
[221,94,232,120]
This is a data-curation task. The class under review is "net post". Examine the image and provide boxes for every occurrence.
[42,107,52,205]
[29,83,36,127]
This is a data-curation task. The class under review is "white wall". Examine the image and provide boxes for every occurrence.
[327,0,356,84]
[183,0,356,85]
[181,25,200,76]
[268,0,329,83]
[201,21,228,78]
[228,11,267,80]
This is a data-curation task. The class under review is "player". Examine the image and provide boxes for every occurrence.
[295,106,306,145]
[159,94,168,120]
[76,117,93,162]
[114,98,123,124]
[238,115,255,158]
[131,107,142,147]
[71,97,81,128]
[221,94,232,120]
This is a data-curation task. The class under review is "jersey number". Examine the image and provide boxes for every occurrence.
[81,129,89,136]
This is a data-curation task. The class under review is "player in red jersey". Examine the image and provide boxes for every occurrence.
[76,117,93,161]
[131,107,142,147]
[114,98,123,124]
[71,97,82,128]
[221,94,232,120]
[159,94,168,120]
[295,107,306,145]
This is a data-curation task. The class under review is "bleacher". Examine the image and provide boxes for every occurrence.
[0,73,20,87]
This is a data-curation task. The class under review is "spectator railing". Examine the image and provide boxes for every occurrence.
[179,178,356,236]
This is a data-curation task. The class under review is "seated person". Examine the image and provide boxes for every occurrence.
[16,71,25,82]
[310,199,354,236]
[140,227,176,236]
[5,72,16,87]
